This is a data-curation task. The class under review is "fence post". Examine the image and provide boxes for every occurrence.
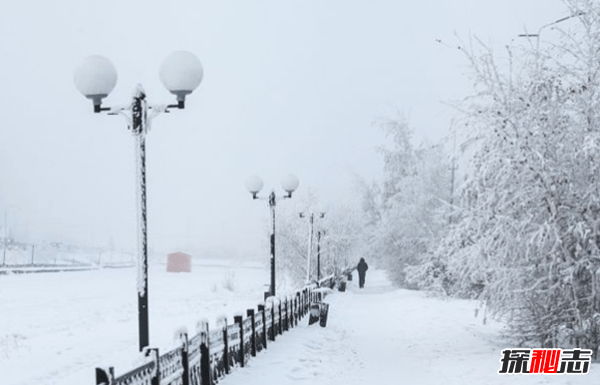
[145,348,160,385]
[288,297,294,329]
[284,297,289,331]
[290,296,295,327]
[296,292,301,323]
[199,320,211,385]
[302,289,308,317]
[278,300,283,335]
[289,297,292,330]
[270,304,276,341]
[304,288,309,315]
[288,297,291,329]
[179,332,190,385]
[95,367,114,385]
[258,303,267,349]
[247,309,257,357]
[234,315,244,368]
[220,317,230,375]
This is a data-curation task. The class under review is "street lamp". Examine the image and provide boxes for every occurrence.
[516,12,584,60]
[316,229,326,283]
[74,51,203,352]
[246,174,299,298]
[299,206,326,284]
[517,13,584,40]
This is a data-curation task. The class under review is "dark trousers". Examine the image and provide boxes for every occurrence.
[359,273,366,288]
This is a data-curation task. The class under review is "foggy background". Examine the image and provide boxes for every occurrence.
[0,0,566,258]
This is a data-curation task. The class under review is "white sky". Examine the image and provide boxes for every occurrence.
[0,0,567,257]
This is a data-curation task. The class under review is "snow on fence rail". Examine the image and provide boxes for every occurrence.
[94,282,339,385]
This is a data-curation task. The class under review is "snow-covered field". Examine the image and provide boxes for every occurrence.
[1,262,599,385]
[1,242,135,268]
[0,258,271,385]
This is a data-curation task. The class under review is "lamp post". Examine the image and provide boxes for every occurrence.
[316,230,324,283]
[246,174,299,298]
[299,207,326,284]
[518,13,583,41]
[74,51,203,352]
[517,12,584,62]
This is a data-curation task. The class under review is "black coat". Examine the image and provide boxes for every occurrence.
[357,260,368,275]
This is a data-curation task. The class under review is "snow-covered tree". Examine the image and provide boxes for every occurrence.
[360,117,453,287]
[273,192,365,289]
[433,0,600,358]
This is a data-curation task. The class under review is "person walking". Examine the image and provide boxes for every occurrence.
[357,258,369,289]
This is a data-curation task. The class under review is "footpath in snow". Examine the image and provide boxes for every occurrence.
[222,270,600,385]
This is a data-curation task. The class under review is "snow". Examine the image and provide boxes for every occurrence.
[158,51,204,94]
[0,259,267,385]
[73,55,117,98]
[221,270,600,385]
[134,131,148,297]
[1,262,599,385]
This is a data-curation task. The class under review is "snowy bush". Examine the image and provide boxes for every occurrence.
[438,0,600,359]
[221,270,236,292]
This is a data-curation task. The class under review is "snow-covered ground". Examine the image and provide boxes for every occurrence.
[223,270,600,385]
[1,262,599,385]
[0,258,270,385]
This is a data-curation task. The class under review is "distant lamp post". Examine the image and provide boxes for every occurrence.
[517,13,584,50]
[316,229,326,283]
[74,51,203,352]
[246,174,299,298]
[299,205,326,284]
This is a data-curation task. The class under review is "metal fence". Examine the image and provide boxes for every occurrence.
[94,264,359,385]
[95,286,324,385]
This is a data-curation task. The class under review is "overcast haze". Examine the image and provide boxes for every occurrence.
[0,0,567,257]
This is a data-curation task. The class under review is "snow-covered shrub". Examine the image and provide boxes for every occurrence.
[221,270,236,292]
[439,0,600,359]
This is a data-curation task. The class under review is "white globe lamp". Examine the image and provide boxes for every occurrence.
[281,174,300,196]
[245,175,264,198]
[159,51,204,105]
[73,55,118,110]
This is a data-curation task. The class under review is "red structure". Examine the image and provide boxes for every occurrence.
[166,252,192,272]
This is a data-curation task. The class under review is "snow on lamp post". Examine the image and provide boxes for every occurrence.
[74,51,203,352]
[299,205,326,285]
[246,174,299,298]
[316,229,326,284]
